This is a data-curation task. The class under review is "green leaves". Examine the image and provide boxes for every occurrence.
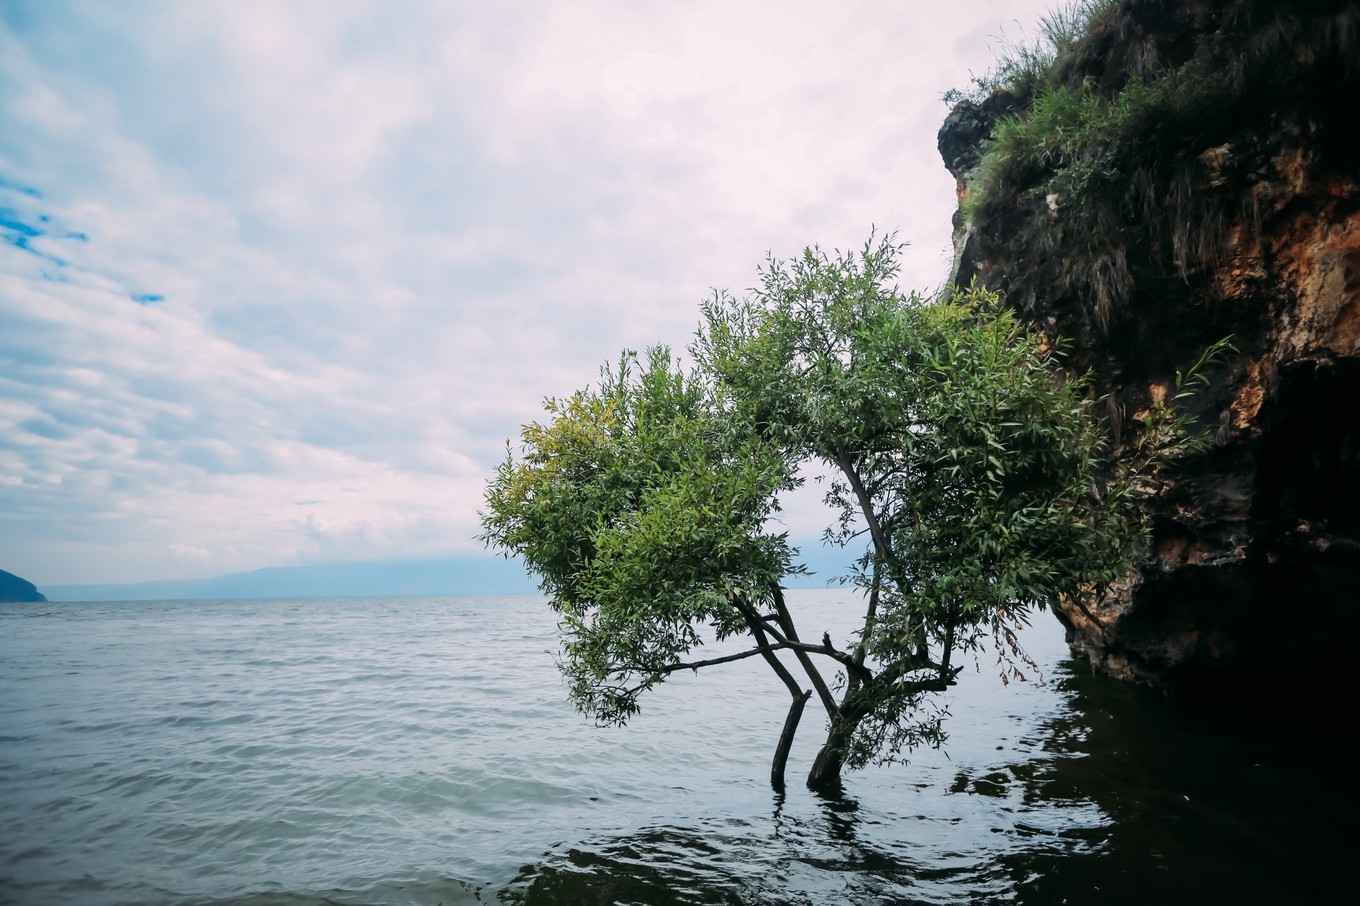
[483,232,1193,779]
[695,237,1149,766]
[480,346,793,725]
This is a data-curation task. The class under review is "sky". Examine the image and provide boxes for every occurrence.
[1,0,1058,586]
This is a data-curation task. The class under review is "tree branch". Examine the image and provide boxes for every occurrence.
[755,614,875,688]
[834,450,895,562]
[643,645,792,674]
[745,609,806,700]
[821,631,875,686]
[772,587,839,715]
[834,450,917,612]
[870,651,960,692]
[853,560,882,669]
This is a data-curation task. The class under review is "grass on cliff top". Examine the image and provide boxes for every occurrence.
[943,0,1119,107]
[952,0,1360,330]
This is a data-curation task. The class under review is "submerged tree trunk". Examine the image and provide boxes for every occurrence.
[806,731,847,791]
[806,666,958,790]
[771,689,812,790]
[734,587,815,791]
[806,700,871,791]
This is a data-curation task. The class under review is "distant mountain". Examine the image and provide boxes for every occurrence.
[41,557,538,602]
[37,542,858,603]
[0,569,48,602]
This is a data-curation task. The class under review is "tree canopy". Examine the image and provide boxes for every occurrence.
[481,233,1182,790]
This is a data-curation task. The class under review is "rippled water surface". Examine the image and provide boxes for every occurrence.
[0,592,1349,905]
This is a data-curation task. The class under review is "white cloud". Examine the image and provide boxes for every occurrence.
[0,0,1056,585]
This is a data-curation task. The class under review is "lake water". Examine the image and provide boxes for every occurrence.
[0,591,1349,905]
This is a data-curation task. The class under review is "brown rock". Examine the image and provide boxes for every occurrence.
[938,0,1360,695]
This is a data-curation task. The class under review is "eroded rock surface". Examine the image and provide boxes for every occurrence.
[940,0,1360,693]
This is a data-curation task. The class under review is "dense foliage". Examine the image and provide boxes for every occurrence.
[482,234,1177,789]
[480,346,797,724]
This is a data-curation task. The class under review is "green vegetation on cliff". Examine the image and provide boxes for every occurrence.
[949,0,1360,331]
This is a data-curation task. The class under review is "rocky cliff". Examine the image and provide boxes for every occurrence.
[940,0,1360,694]
[0,569,47,603]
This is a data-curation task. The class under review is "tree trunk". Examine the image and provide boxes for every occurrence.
[733,588,814,791]
[771,689,812,791]
[806,670,956,790]
[806,697,872,791]
[807,743,843,790]
[807,719,849,790]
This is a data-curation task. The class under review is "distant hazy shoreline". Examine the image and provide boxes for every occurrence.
[39,545,854,602]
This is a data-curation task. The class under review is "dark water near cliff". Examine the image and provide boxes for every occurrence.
[0,591,1349,905]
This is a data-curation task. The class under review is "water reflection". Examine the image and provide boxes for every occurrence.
[502,783,1044,905]
[1001,658,1356,905]
[812,788,860,845]
[500,828,750,905]
[499,820,920,905]
[500,654,1355,906]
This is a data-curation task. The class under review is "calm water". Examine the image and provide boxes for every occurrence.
[0,591,1349,905]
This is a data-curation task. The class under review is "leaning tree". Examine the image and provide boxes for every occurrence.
[481,233,1194,790]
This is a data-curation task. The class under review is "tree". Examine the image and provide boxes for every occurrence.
[481,233,1161,791]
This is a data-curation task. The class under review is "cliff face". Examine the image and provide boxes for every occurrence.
[940,0,1360,693]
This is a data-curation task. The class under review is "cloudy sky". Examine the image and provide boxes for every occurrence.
[1,0,1055,586]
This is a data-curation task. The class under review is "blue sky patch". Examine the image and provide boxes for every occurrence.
[0,209,43,237]
[130,293,164,305]
[2,231,66,267]
[0,176,42,198]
